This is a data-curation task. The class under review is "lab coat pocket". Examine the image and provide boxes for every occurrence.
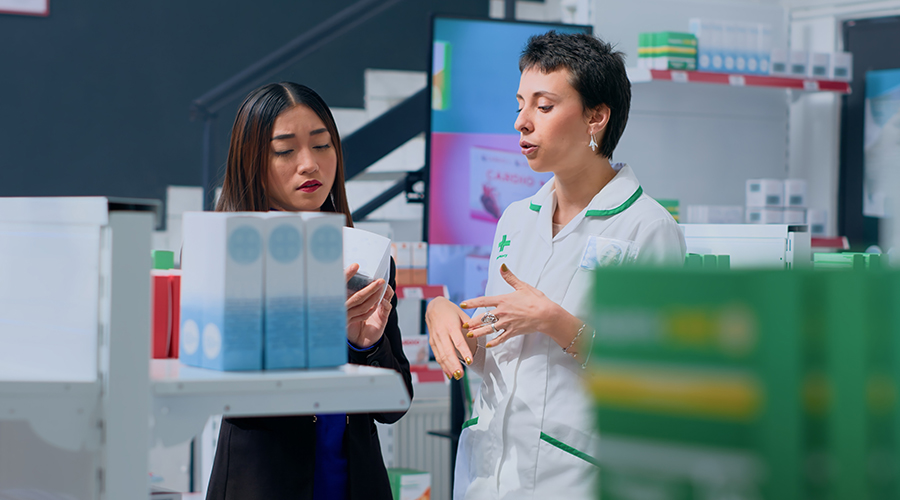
[535,419,600,494]
[455,415,493,485]
[579,235,639,270]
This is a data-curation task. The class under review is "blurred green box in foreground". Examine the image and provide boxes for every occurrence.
[588,267,900,500]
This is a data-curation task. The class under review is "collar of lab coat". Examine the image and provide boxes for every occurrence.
[528,162,643,217]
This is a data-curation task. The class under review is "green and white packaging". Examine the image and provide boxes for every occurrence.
[589,268,803,500]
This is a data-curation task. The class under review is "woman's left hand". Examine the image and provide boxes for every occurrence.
[461,263,559,348]
[345,263,394,349]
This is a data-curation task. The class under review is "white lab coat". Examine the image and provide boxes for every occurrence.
[454,164,686,500]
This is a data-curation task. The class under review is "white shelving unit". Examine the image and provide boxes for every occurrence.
[151,359,410,447]
[0,380,102,452]
[0,197,411,499]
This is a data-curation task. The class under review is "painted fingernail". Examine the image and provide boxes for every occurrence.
[466,332,474,338]
[465,357,473,365]
[462,322,469,329]
[501,263,509,272]
[453,370,463,380]
[446,372,452,380]
[485,342,493,348]
[460,302,468,308]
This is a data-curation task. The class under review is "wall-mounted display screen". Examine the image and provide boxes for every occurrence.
[426,16,590,302]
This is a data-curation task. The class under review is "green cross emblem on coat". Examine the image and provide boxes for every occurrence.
[498,235,511,252]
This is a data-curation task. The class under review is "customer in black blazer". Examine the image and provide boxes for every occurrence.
[205,82,413,500]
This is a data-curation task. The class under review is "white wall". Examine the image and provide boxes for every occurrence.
[593,0,790,209]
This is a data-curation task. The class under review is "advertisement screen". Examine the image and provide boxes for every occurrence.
[427,17,590,302]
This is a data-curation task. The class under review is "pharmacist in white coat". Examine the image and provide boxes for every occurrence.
[426,32,686,500]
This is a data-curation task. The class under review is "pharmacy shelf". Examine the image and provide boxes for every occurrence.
[627,67,851,94]
[0,380,102,451]
[812,236,850,250]
[396,284,448,300]
[150,359,411,446]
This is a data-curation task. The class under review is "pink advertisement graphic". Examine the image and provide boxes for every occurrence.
[429,132,551,245]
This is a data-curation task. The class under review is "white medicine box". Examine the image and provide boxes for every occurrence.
[746,179,784,207]
[789,50,809,78]
[770,48,789,76]
[784,179,807,208]
[832,52,852,81]
[807,209,828,236]
[746,207,784,224]
[783,208,806,225]
[807,52,830,79]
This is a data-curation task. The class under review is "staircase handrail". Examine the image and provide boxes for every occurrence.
[190,0,405,119]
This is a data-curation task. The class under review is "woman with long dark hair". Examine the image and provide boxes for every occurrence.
[207,82,412,500]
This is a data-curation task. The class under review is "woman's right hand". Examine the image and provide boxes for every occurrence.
[425,297,475,380]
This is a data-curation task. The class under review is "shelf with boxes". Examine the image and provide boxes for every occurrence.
[0,198,416,499]
[150,359,410,446]
[634,20,852,93]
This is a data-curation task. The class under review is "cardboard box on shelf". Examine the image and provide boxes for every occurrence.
[746,207,784,224]
[831,52,853,81]
[746,179,784,207]
[151,269,181,359]
[302,213,347,369]
[685,205,744,224]
[262,214,307,370]
[808,52,831,79]
[180,213,264,371]
[783,208,806,225]
[401,336,431,366]
[395,242,413,286]
[411,242,428,285]
[388,468,431,500]
[807,209,828,236]
[770,48,789,76]
[784,179,807,208]
[789,50,809,78]
[589,268,803,500]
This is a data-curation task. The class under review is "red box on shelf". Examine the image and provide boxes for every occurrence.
[151,270,181,359]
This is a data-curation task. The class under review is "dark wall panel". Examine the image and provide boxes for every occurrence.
[840,16,900,248]
[0,0,487,206]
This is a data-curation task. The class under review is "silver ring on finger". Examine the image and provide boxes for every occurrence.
[490,323,498,334]
[482,311,499,324]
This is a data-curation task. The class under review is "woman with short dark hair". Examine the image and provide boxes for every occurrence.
[426,32,686,499]
[207,82,412,500]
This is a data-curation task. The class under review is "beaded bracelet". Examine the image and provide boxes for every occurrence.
[580,328,597,370]
[562,323,587,354]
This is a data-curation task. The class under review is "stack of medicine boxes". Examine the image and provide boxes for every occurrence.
[588,266,900,500]
[179,212,346,371]
[689,19,774,74]
[637,32,697,71]
[745,178,807,225]
[589,268,804,499]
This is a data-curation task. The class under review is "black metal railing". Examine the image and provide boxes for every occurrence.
[189,0,412,211]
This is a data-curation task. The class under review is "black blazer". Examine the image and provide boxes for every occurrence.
[206,260,414,500]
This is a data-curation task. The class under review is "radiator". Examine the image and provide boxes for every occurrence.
[378,395,452,500]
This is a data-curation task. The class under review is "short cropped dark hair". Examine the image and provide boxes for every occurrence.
[519,31,630,159]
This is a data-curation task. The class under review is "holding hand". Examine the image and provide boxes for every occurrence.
[344,263,393,349]
[425,297,474,380]
[461,264,559,348]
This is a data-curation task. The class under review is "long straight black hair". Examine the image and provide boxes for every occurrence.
[216,82,353,227]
